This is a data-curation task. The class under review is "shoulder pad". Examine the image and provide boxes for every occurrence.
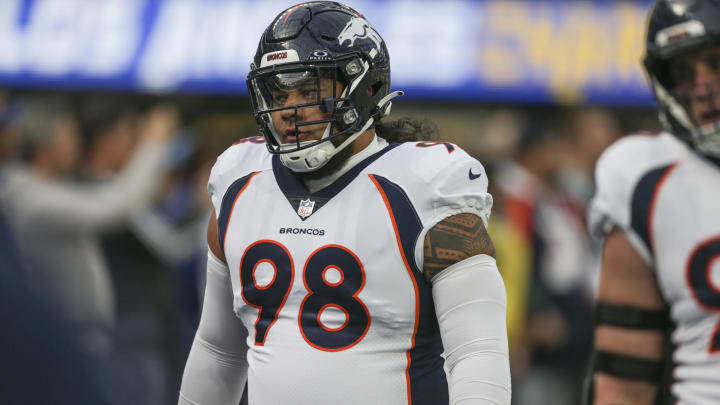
[369,142,494,269]
[588,133,685,264]
[383,142,492,222]
[398,141,475,180]
[208,138,271,215]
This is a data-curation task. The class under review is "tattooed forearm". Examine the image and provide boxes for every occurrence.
[423,213,495,282]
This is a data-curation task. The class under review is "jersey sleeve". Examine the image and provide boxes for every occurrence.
[401,145,494,270]
[588,134,683,266]
[423,153,493,228]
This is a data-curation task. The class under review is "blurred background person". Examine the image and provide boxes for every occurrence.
[474,109,534,385]
[587,0,720,404]
[491,112,618,405]
[561,108,623,206]
[0,95,110,405]
[76,99,184,405]
[0,98,178,402]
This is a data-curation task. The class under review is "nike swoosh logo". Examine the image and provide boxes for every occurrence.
[468,168,482,180]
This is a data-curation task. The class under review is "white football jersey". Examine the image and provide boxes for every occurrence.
[589,133,720,405]
[207,137,492,405]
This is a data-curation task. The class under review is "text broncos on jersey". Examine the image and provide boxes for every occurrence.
[279,227,326,236]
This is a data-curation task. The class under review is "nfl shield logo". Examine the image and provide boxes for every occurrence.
[297,199,315,218]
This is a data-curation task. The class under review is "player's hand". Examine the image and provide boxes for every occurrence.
[141,104,179,143]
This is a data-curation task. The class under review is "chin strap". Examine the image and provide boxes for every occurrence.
[281,90,405,173]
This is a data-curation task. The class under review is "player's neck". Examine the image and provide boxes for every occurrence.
[303,135,388,193]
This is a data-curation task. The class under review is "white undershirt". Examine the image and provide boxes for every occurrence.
[303,135,388,193]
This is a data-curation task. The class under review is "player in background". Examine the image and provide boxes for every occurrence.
[178,2,510,405]
[586,0,720,404]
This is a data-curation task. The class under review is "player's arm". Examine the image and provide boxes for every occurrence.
[425,213,511,405]
[178,213,249,405]
[588,228,668,405]
[19,106,177,233]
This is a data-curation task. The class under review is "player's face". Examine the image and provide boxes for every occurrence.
[669,45,720,131]
[268,75,344,145]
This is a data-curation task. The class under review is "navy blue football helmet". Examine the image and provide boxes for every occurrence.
[247,2,402,172]
[644,0,720,157]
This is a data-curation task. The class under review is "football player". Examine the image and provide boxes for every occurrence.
[178,2,510,405]
[586,0,720,404]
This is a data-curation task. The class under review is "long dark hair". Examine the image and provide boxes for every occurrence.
[375,117,439,143]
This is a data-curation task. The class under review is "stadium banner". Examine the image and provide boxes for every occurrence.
[0,0,655,105]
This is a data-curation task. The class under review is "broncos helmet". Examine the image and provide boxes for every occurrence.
[247,1,403,172]
[644,0,720,158]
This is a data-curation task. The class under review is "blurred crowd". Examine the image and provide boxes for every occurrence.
[0,90,659,405]
[0,91,241,405]
[479,108,619,405]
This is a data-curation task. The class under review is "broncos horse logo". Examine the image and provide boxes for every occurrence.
[337,17,382,51]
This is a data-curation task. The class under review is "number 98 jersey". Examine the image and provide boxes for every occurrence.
[589,133,720,405]
[207,137,493,405]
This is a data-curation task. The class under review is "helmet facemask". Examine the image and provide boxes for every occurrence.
[248,55,382,172]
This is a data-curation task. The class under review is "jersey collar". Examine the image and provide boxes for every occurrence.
[272,140,400,220]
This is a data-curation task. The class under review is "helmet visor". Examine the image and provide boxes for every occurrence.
[261,70,336,109]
